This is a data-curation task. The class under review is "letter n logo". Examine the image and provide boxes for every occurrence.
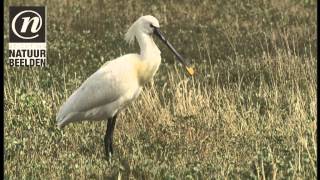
[9,6,46,43]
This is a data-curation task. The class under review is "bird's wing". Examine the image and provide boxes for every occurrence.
[56,56,139,122]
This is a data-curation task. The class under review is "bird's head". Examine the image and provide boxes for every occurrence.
[125,15,194,76]
[139,15,160,35]
[125,15,160,44]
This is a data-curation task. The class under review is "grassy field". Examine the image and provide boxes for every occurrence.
[4,0,317,179]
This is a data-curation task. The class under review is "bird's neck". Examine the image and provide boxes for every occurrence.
[136,33,161,59]
[135,33,161,85]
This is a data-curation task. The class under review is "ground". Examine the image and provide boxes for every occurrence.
[4,0,317,179]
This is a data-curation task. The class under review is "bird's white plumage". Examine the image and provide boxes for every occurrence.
[125,15,160,45]
[56,15,162,128]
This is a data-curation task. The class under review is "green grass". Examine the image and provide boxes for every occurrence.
[4,0,317,179]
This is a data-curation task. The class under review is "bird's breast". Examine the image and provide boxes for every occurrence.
[136,57,161,85]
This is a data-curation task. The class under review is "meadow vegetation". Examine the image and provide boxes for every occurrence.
[4,0,317,179]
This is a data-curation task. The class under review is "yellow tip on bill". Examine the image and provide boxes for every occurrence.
[186,66,194,76]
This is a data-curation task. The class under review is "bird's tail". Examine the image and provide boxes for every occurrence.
[56,110,79,129]
[56,112,66,129]
[56,105,70,129]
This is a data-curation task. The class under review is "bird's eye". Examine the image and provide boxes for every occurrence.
[150,24,154,28]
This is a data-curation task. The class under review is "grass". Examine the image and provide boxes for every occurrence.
[4,0,317,179]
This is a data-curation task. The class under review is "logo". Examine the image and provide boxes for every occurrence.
[9,6,47,67]
[9,6,45,43]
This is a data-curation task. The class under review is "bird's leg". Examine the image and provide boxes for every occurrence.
[104,114,117,159]
[104,118,112,159]
[108,114,118,154]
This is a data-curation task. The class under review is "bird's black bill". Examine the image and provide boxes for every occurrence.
[153,27,194,76]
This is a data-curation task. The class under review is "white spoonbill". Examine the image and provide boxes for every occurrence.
[56,15,194,158]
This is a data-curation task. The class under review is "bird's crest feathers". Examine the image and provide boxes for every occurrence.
[125,21,137,46]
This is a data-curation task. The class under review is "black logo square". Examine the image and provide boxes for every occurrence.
[9,6,46,43]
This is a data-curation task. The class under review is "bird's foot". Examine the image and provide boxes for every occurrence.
[105,139,114,161]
